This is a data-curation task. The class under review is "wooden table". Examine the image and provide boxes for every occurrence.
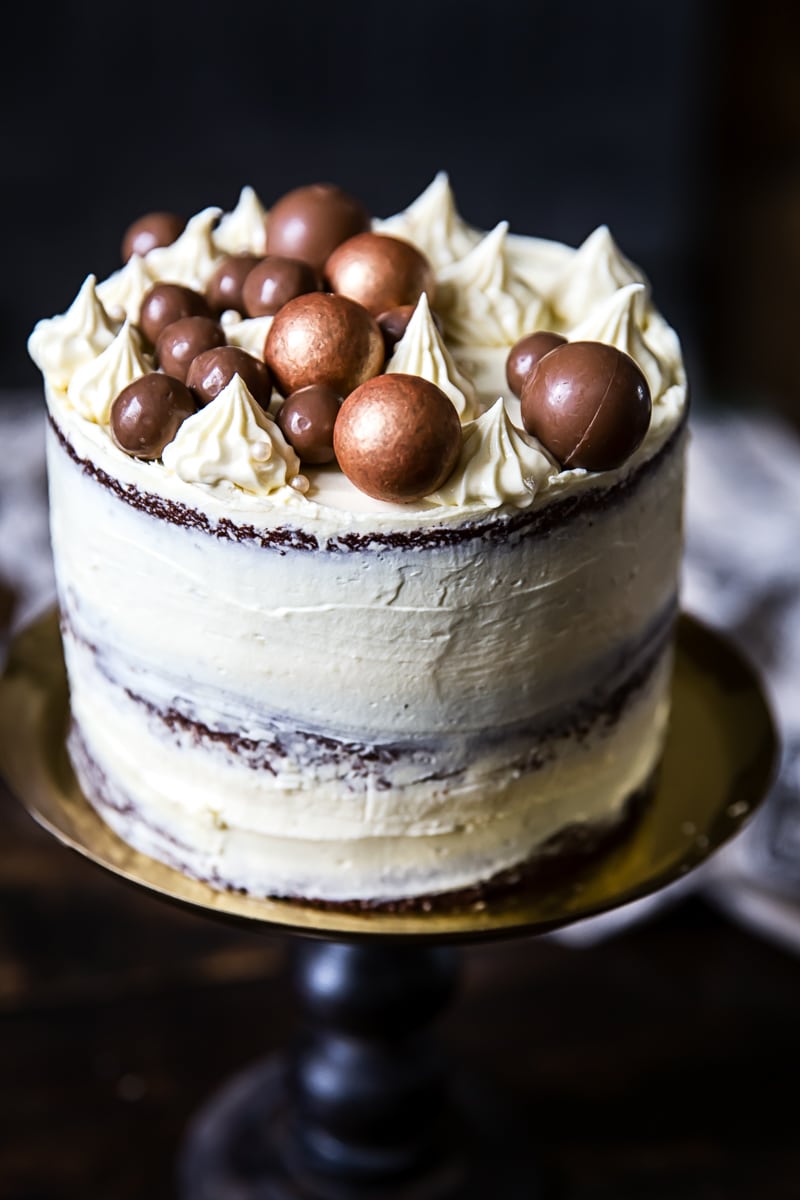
[1,783,799,1200]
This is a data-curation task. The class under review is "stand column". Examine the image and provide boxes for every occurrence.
[286,940,460,1192]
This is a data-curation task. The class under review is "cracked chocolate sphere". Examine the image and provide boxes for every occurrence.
[122,211,185,262]
[506,331,566,398]
[265,183,371,273]
[520,340,651,471]
[334,373,461,503]
[277,384,342,464]
[264,292,383,397]
[156,316,226,383]
[187,346,272,410]
[242,255,319,317]
[111,373,195,460]
[206,253,263,315]
[139,283,211,346]
[326,233,435,316]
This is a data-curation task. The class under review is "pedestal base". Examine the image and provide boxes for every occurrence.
[180,1056,548,1200]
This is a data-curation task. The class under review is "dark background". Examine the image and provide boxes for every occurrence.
[5,0,799,421]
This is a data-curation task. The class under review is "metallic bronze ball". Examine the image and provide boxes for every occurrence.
[506,331,567,398]
[111,373,196,460]
[265,183,371,273]
[242,255,319,317]
[186,346,272,410]
[206,253,263,315]
[334,373,461,503]
[155,316,226,383]
[139,283,211,346]
[277,384,342,464]
[326,233,436,316]
[264,292,384,397]
[122,211,185,262]
[520,341,651,471]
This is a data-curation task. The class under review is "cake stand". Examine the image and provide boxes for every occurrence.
[0,612,778,1198]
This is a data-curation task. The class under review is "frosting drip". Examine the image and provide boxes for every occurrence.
[162,374,300,495]
[385,293,478,420]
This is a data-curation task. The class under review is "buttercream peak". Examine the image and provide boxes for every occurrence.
[214,187,268,255]
[27,274,116,390]
[147,206,223,290]
[67,319,151,423]
[374,172,480,268]
[568,282,665,400]
[550,224,648,325]
[386,293,478,420]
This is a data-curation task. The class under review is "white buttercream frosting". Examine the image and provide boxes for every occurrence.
[67,320,151,424]
[97,254,156,323]
[220,311,274,356]
[28,275,116,391]
[385,293,478,420]
[568,283,667,401]
[436,222,549,347]
[373,172,481,268]
[146,207,223,290]
[549,225,648,325]
[214,187,268,255]
[429,398,554,509]
[162,374,300,495]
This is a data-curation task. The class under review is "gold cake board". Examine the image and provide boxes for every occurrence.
[0,610,778,943]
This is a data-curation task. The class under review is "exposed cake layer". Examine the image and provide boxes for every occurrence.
[66,643,672,903]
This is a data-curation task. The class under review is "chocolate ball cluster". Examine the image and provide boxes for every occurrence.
[114,184,460,498]
[113,185,653,493]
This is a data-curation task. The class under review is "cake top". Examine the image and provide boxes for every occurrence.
[29,175,686,526]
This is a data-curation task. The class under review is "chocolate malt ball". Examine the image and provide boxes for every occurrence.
[334,373,461,503]
[242,255,318,317]
[122,211,185,262]
[111,373,195,460]
[155,316,226,383]
[506,331,567,398]
[265,183,371,273]
[139,283,211,346]
[186,346,272,410]
[277,384,342,464]
[326,233,435,316]
[520,341,651,471]
[264,292,383,397]
[206,253,263,315]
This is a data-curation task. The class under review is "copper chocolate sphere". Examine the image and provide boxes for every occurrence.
[326,233,435,316]
[265,183,371,273]
[520,341,651,471]
[334,373,461,503]
[111,373,196,460]
[264,292,383,397]
[242,255,318,318]
[122,211,185,262]
[206,253,263,315]
[139,283,211,346]
[277,385,342,464]
[186,346,272,410]
[506,331,566,398]
[155,316,226,383]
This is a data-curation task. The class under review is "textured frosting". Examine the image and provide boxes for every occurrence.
[220,311,274,355]
[373,171,480,268]
[213,186,268,256]
[548,224,648,325]
[97,254,156,322]
[146,207,223,291]
[568,283,665,399]
[436,222,549,346]
[67,320,151,423]
[28,275,117,391]
[385,293,478,420]
[162,374,300,495]
[428,398,555,509]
